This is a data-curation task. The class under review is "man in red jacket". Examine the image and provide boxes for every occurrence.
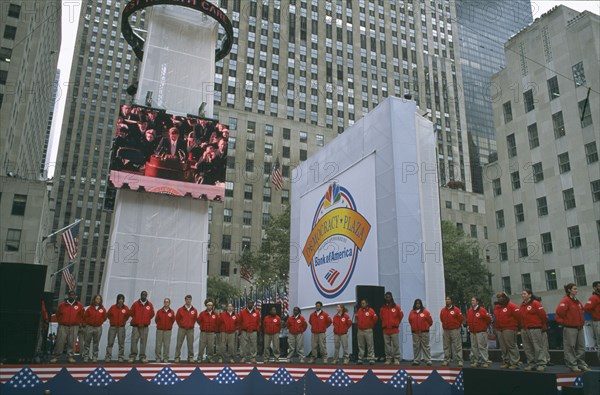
[197,298,219,363]
[556,283,590,373]
[440,296,464,367]
[285,306,307,363]
[333,304,352,364]
[82,294,107,362]
[379,292,404,365]
[239,300,261,363]
[105,294,129,362]
[466,297,491,368]
[309,301,332,364]
[155,298,175,362]
[218,303,239,363]
[50,291,84,363]
[356,299,378,365]
[128,290,155,363]
[174,295,197,363]
[584,281,600,359]
[263,306,282,363]
[520,289,547,371]
[493,292,520,369]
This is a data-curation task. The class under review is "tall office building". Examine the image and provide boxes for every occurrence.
[455,0,532,192]
[485,6,599,308]
[52,0,477,303]
[41,70,60,179]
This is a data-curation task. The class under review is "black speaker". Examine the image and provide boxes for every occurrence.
[463,368,556,395]
[562,387,584,395]
[353,285,385,359]
[582,370,600,395]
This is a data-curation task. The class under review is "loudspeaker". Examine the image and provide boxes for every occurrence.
[562,387,584,395]
[353,285,385,359]
[463,368,556,395]
[582,370,600,395]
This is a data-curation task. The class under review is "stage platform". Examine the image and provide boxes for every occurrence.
[0,361,586,394]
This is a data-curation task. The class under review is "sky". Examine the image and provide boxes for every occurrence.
[45,1,600,178]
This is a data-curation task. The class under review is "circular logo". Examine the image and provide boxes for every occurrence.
[192,311,196,315]
[74,306,79,310]
[121,309,126,313]
[274,319,278,323]
[296,319,301,323]
[475,313,480,317]
[450,311,455,315]
[341,318,346,322]
[365,312,370,316]
[392,308,396,313]
[99,309,104,313]
[168,313,172,317]
[233,316,237,320]
[420,313,425,317]
[320,315,324,320]
[502,308,507,313]
[527,306,532,311]
[147,185,185,196]
[146,306,150,310]
[212,315,216,319]
[252,313,256,317]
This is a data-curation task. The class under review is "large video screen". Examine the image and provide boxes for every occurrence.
[108,104,228,199]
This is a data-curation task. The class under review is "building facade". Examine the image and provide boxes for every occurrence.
[485,6,599,309]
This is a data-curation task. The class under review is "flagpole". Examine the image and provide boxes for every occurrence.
[42,218,82,241]
[50,262,75,277]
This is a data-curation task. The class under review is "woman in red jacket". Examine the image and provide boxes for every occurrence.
[493,292,520,369]
[82,294,107,362]
[409,299,433,366]
[555,283,590,373]
[519,289,548,371]
[466,296,491,368]
[332,304,352,364]
[263,306,282,363]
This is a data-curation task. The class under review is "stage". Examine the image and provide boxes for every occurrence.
[0,362,583,394]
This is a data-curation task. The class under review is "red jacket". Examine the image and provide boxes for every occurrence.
[218,311,239,333]
[466,306,491,333]
[285,314,308,335]
[309,310,332,333]
[263,315,282,335]
[130,300,155,327]
[239,308,261,332]
[333,313,352,335]
[107,304,130,327]
[197,310,219,332]
[493,302,520,331]
[379,304,404,334]
[56,300,84,326]
[155,308,176,330]
[440,305,464,330]
[356,307,378,330]
[584,293,600,321]
[409,309,433,334]
[519,299,547,329]
[176,305,198,329]
[84,305,107,327]
[555,296,585,328]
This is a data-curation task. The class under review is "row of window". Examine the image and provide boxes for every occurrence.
[444,201,479,213]
[501,264,587,295]
[223,182,290,203]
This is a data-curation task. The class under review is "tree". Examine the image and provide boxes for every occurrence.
[442,220,492,308]
[207,276,239,308]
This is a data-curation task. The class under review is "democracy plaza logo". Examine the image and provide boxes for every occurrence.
[303,182,371,298]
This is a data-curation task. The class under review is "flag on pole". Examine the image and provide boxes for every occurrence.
[62,263,77,292]
[271,157,283,191]
[61,222,80,261]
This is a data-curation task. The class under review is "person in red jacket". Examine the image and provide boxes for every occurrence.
[356,299,378,365]
[409,299,433,366]
[50,291,84,363]
[239,300,261,363]
[218,303,239,363]
[556,283,590,373]
[285,306,307,363]
[440,295,464,367]
[128,290,155,363]
[519,289,548,371]
[584,281,600,360]
[82,294,107,362]
[174,295,197,363]
[105,294,129,362]
[309,301,332,364]
[332,304,352,364]
[493,292,520,369]
[466,296,491,368]
[155,297,175,362]
[263,306,282,363]
[379,292,404,365]
[197,298,219,363]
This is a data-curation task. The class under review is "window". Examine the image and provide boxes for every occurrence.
[3,25,17,40]
[223,208,232,223]
[222,234,231,250]
[242,237,251,251]
[245,159,254,172]
[265,124,273,136]
[585,142,598,164]
[511,171,521,190]
[244,184,253,200]
[536,197,548,216]
[246,140,255,152]
[0,47,12,63]
[573,265,587,286]
[568,225,581,248]
[484,226,488,239]
[459,203,465,211]
[518,238,528,258]
[247,121,256,133]
[558,152,570,173]
[527,124,539,149]
[514,204,524,223]
[572,61,586,87]
[502,277,512,295]
[532,162,543,183]
[496,210,505,228]
[264,143,273,155]
[228,117,238,130]
[472,205,479,213]
[541,232,553,253]
[591,180,600,202]
[522,273,532,291]
[263,162,271,175]
[316,134,324,146]
[506,134,517,157]
[493,178,502,196]
[283,128,291,140]
[5,229,21,251]
[228,137,236,150]
[456,223,463,231]
[545,270,557,290]
[563,188,576,210]
[579,99,592,128]
[281,189,289,204]
[552,111,565,138]
[445,201,452,209]
[8,4,21,18]
[225,181,234,197]
[470,225,477,238]
[299,131,308,143]
[300,149,307,161]
[262,212,271,226]
[523,89,534,112]
[220,261,230,276]
[499,243,508,261]
[547,76,560,100]
[263,187,271,202]
[243,211,252,225]
[11,194,27,215]
[503,101,512,123]
[282,146,290,158]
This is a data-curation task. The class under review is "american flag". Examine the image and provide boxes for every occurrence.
[151,366,180,385]
[451,370,464,392]
[387,369,416,389]
[5,367,42,388]
[326,368,353,387]
[271,157,283,191]
[62,263,77,292]
[269,367,294,385]
[82,367,115,387]
[213,366,240,384]
[573,375,583,386]
[61,221,80,261]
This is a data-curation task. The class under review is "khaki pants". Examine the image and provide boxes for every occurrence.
[199,332,216,361]
[240,331,257,359]
[522,328,545,367]
[563,327,588,369]
[383,333,400,361]
[220,332,237,360]
[469,332,488,364]
[130,326,149,360]
[334,334,349,360]
[443,328,463,363]
[287,333,304,360]
[593,321,600,359]
[175,328,195,360]
[311,332,327,361]
[54,325,78,358]
[83,326,102,360]
[497,329,520,366]
[542,331,550,362]
[264,333,280,360]
[155,329,171,361]
[357,328,374,362]
[412,332,431,363]
[106,326,126,360]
